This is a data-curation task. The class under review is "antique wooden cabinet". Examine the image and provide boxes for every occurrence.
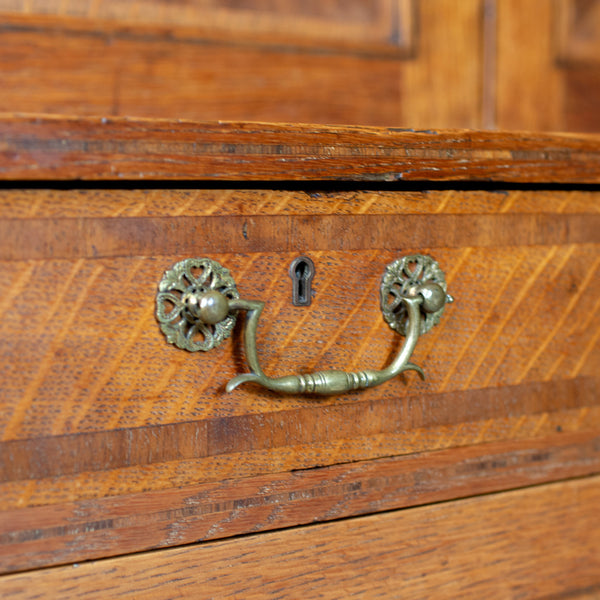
[0,117,599,598]
[2,0,600,133]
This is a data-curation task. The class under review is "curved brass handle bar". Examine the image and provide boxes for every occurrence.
[226,296,425,395]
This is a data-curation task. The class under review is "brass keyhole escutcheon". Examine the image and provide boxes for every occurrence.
[289,256,315,306]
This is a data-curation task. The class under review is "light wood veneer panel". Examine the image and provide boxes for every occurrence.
[1,244,598,437]
[497,0,600,133]
[0,23,403,125]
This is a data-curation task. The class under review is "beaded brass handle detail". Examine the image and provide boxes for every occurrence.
[156,255,453,395]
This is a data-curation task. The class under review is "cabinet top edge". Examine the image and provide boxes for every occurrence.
[1,115,599,184]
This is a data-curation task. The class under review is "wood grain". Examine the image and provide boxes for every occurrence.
[400,0,483,129]
[3,188,598,219]
[1,117,600,181]
[1,377,598,496]
[0,119,599,588]
[0,0,417,56]
[496,0,564,132]
[0,187,598,518]
[496,0,600,133]
[555,0,600,64]
[0,22,404,126]
[1,244,599,437]
[0,431,598,574]
[3,1,600,133]
[565,67,600,132]
[0,1,484,129]
[3,476,600,599]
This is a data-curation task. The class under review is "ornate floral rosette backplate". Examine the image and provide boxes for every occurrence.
[380,254,448,336]
[156,258,239,351]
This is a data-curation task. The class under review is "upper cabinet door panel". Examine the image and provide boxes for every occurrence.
[0,0,484,129]
[497,0,600,132]
[0,0,416,56]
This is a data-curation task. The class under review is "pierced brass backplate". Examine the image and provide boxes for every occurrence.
[156,257,240,352]
[381,254,451,336]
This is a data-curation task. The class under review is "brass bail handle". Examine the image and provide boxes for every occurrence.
[156,255,453,396]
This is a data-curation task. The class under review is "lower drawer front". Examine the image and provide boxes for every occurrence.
[0,188,599,573]
[3,476,600,599]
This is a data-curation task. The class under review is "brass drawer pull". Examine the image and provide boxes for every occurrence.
[156,255,453,395]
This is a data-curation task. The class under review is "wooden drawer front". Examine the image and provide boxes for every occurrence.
[1,186,599,573]
[3,476,600,599]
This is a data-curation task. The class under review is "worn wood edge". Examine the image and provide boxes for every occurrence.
[1,115,600,182]
[2,475,600,599]
[3,404,599,521]
[0,430,598,575]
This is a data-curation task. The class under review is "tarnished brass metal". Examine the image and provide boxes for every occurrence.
[156,255,453,395]
[381,254,452,336]
[156,257,240,352]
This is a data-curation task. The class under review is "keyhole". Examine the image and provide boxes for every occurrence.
[289,256,315,306]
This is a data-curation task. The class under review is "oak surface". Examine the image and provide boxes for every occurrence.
[1,432,598,573]
[0,185,599,574]
[3,476,600,599]
[0,0,417,56]
[1,117,600,181]
[496,0,600,132]
[3,1,600,132]
[1,119,599,586]
[0,1,483,129]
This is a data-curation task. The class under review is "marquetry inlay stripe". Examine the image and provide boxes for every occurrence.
[0,432,597,575]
